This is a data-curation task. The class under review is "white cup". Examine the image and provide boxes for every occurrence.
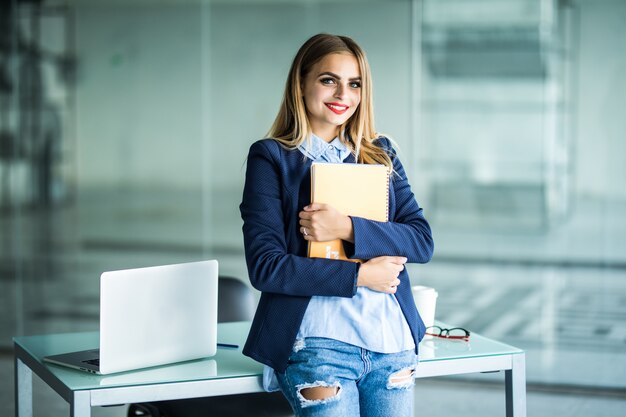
[411,285,438,330]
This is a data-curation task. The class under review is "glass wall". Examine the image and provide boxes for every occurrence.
[2,0,625,395]
[413,0,626,390]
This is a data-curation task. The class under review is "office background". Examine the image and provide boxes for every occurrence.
[1,0,625,416]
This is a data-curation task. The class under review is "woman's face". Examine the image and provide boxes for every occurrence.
[301,52,362,142]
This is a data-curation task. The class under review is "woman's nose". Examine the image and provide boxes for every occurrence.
[334,82,345,99]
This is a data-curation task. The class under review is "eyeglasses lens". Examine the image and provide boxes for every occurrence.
[425,326,470,340]
[447,328,468,338]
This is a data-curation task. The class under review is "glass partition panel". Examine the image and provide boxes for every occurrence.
[415,0,626,391]
[2,0,625,397]
[2,0,212,344]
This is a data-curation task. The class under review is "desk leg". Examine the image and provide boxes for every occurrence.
[70,391,91,417]
[505,354,527,417]
[15,357,33,417]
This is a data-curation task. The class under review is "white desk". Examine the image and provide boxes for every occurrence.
[14,321,526,417]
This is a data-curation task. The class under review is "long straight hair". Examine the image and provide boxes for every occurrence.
[267,33,392,168]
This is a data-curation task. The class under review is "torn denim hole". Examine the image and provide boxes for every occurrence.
[387,366,416,390]
[293,338,306,353]
[295,381,342,408]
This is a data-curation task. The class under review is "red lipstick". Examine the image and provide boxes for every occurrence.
[325,102,349,115]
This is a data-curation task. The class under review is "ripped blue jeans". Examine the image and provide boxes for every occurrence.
[275,337,418,417]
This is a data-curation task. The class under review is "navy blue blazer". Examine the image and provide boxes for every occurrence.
[240,137,434,373]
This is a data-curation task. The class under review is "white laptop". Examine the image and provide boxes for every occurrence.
[44,260,218,375]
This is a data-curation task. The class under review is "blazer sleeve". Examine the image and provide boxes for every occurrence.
[240,140,359,298]
[349,139,434,263]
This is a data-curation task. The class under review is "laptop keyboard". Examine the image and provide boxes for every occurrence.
[82,358,100,367]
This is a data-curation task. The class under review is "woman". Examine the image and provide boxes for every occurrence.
[240,33,434,417]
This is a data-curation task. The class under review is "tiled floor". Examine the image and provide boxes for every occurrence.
[1,188,625,415]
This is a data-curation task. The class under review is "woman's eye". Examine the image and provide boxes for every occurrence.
[350,81,361,88]
[320,77,335,85]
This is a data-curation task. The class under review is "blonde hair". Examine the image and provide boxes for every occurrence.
[267,33,392,168]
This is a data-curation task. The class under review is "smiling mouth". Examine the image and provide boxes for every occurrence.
[325,103,349,115]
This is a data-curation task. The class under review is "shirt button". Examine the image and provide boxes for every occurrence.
[329,145,334,150]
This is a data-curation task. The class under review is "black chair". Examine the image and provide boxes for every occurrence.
[127,276,293,417]
[215,275,257,323]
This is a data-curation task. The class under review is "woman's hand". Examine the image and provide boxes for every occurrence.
[299,203,354,243]
[357,256,407,294]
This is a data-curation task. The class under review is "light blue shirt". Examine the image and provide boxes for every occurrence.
[297,134,352,162]
[296,134,414,352]
[263,134,414,391]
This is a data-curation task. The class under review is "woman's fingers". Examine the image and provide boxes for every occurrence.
[299,205,344,241]
[357,256,408,293]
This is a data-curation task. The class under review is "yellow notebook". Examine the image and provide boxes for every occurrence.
[308,162,390,261]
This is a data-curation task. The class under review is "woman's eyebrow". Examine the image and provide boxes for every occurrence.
[318,71,361,81]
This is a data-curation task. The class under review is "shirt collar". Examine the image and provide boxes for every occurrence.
[298,133,351,163]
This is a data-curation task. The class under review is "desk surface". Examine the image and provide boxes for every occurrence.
[14,321,523,392]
